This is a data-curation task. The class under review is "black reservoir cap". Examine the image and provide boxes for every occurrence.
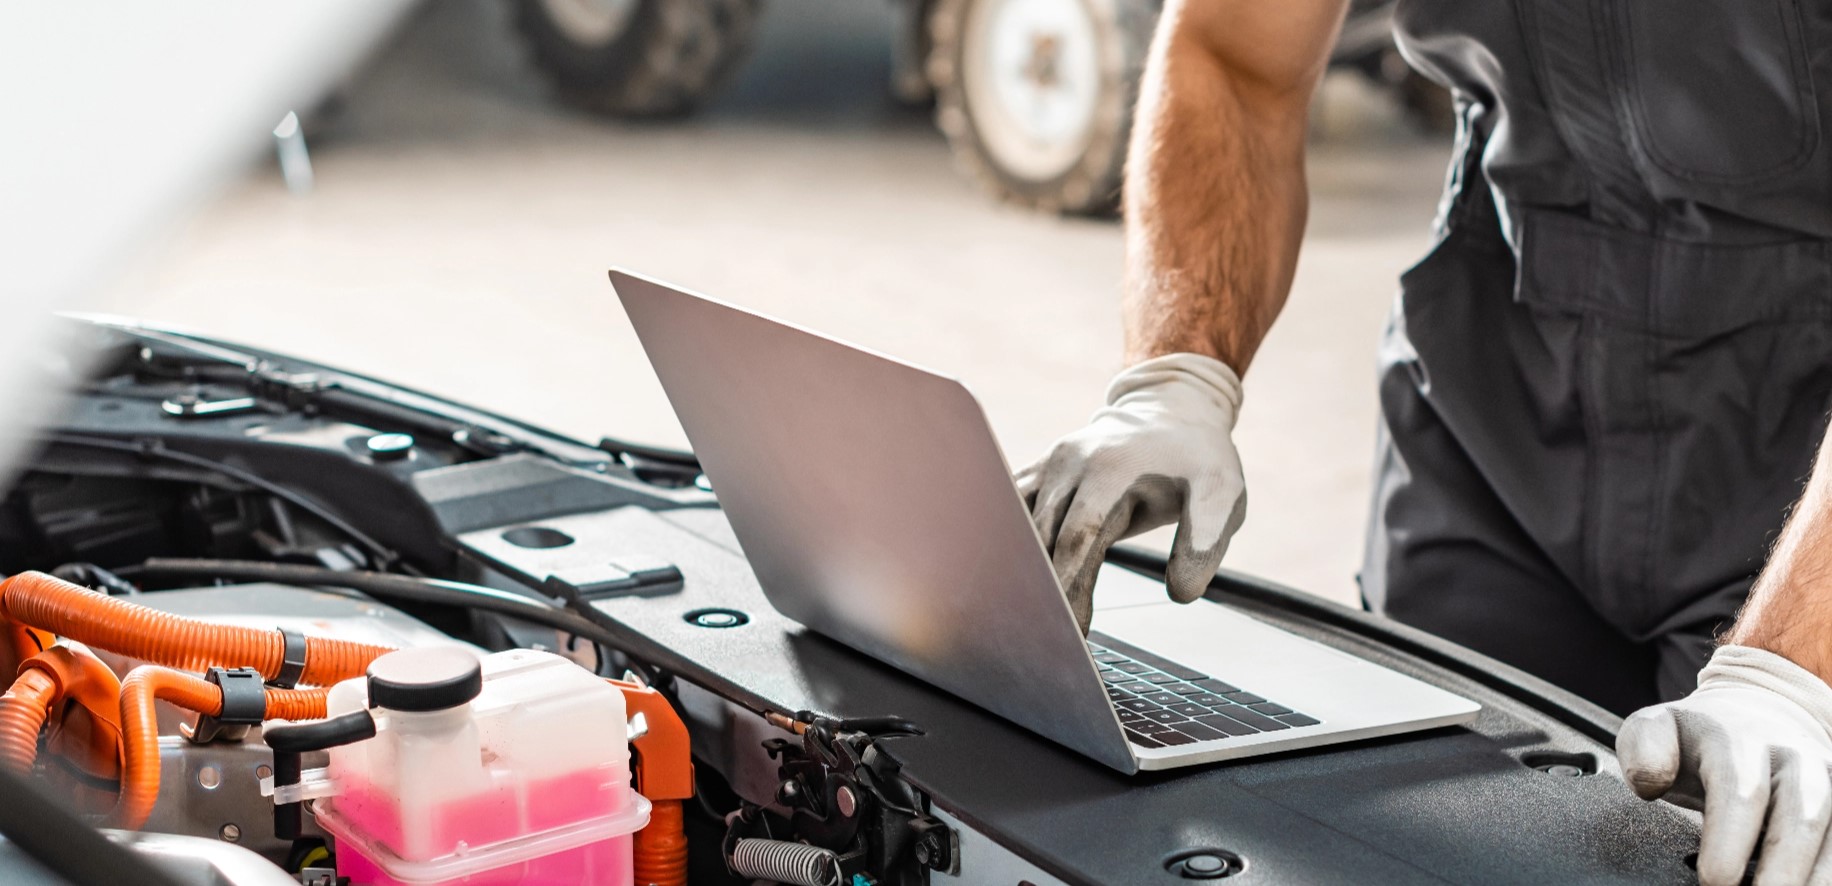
[367,647,483,712]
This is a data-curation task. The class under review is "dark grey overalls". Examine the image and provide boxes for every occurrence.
[1363,0,1832,714]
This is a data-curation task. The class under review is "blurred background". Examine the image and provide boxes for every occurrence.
[93,0,1452,608]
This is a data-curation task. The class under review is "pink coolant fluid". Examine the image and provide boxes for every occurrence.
[313,649,649,886]
[335,836,633,886]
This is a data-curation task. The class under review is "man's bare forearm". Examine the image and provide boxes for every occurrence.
[1727,424,1832,681]
[1122,0,1346,372]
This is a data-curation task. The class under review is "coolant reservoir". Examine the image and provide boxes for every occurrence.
[313,647,651,885]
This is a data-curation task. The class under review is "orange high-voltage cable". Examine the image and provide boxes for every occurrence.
[113,666,333,830]
[613,677,696,886]
[0,644,124,779]
[0,572,391,686]
[0,668,58,774]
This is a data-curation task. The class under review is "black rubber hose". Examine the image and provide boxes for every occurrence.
[0,765,186,886]
[138,558,616,645]
[265,709,378,754]
[266,710,378,840]
[50,562,140,596]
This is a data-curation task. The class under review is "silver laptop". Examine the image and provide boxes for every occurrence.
[610,269,1479,773]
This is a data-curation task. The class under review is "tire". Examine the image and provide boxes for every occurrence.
[512,0,761,119]
[927,0,1159,216]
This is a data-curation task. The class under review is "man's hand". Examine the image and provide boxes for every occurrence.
[1027,0,1342,630]
[1618,646,1832,886]
[1016,353,1246,632]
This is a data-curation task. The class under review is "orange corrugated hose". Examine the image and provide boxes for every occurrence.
[0,668,57,774]
[0,645,124,780]
[614,678,694,886]
[113,665,332,829]
[0,572,391,685]
[0,573,396,829]
[634,800,688,886]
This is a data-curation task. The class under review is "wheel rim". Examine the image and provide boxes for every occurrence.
[960,0,1105,183]
[538,0,640,46]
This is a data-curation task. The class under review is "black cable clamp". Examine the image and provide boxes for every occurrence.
[189,667,266,744]
[268,627,308,689]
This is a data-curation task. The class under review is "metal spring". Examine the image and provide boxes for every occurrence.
[729,837,843,886]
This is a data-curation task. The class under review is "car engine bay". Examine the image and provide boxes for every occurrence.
[0,318,944,886]
[0,316,1714,886]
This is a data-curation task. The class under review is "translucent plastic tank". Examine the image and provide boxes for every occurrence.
[313,647,651,885]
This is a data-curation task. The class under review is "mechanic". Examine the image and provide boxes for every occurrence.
[1018,2,1832,883]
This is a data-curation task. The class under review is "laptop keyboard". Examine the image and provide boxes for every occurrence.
[1088,632,1321,749]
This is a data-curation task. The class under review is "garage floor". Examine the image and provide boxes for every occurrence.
[106,0,1452,609]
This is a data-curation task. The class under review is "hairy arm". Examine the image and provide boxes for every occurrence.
[1727,428,1832,679]
[1123,0,1348,371]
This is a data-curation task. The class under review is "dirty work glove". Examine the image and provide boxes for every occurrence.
[1015,353,1247,633]
[1618,645,1832,886]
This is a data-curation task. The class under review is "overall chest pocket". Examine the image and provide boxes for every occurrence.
[1617,0,1820,183]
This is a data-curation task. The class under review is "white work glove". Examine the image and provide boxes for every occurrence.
[1015,353,1247,633]
[1618,645,1832,886]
